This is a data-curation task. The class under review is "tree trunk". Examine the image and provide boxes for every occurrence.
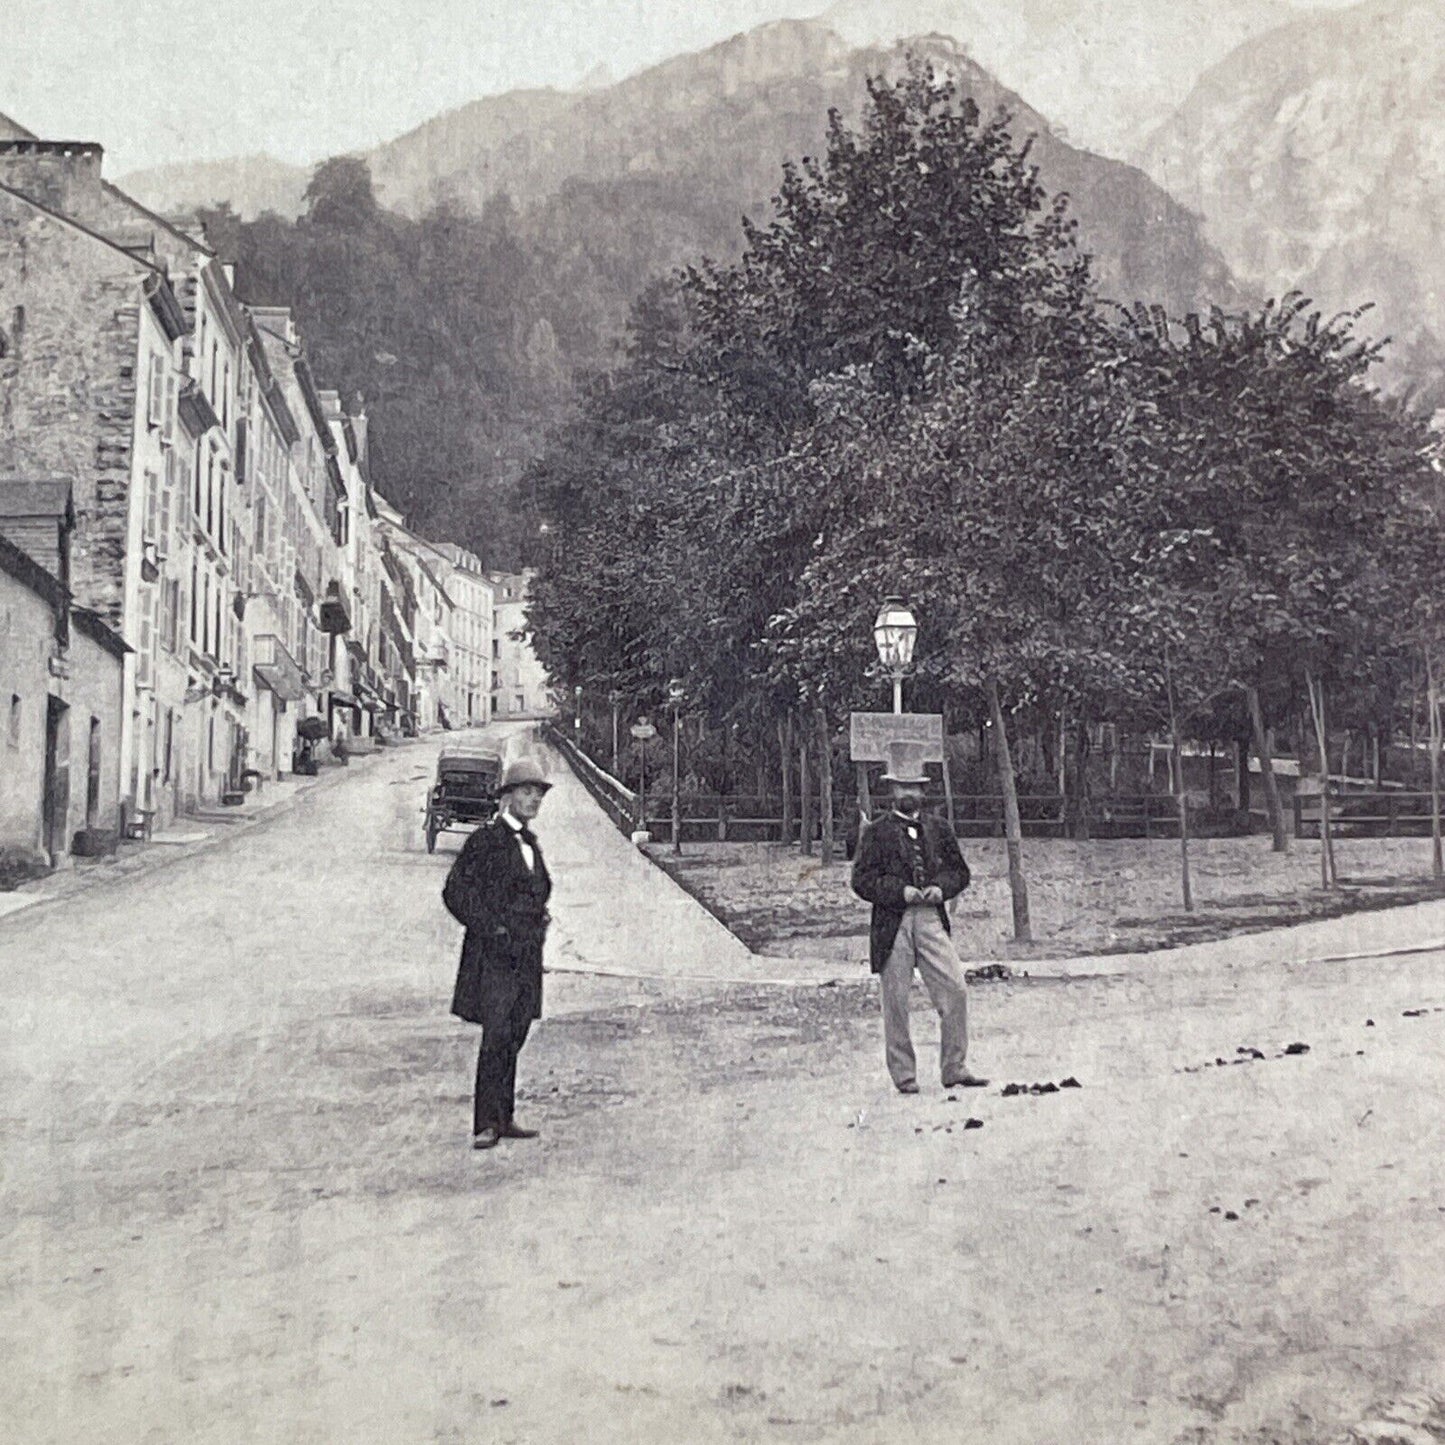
[779,715,794,845]
[1067,717,1092,840]
[1165,651,1193,912]
[941,743,957,834]
[1236,737,1251,815]
[1245,684,1288,852]
[987,677,1032,942]
[1427,653,1442,881]
[1305,671,1337,890]
[816,705,835,865]
[799,724,812,858]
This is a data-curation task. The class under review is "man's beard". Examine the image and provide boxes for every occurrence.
[895,796,922,817]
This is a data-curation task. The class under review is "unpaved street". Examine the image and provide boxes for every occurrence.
[3,728,1445,1444]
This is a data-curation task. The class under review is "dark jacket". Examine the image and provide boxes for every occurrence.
[444,815,552,1025]
[850,810,971,973]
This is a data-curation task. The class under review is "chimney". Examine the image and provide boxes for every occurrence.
[0,139,105,221]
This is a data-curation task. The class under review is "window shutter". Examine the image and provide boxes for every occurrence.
[144,469,160,542]
[164,373,177,444]
[136,591,154,687]
[147,354,164,428]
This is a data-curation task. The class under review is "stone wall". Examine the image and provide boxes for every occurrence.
[0,191,143,629]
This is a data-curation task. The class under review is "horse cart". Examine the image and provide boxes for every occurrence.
[425,747,503,852]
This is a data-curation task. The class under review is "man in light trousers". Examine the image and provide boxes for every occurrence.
[851,741,987,1094]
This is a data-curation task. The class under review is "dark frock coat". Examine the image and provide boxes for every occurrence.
[850,810,971,974]
[444,816,552,1026]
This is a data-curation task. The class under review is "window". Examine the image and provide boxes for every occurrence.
[163,709,174,783]
[163,373,177,445]
[7,694,19,748]
[189,557,199,644]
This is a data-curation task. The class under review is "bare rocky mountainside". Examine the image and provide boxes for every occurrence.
[1140,0,1445,401]
[119,20,1237,318]
[824,0,1296,157]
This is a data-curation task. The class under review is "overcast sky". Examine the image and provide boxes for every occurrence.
[1,0,1359,176]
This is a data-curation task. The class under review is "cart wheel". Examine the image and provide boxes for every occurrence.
[426,826,438,854]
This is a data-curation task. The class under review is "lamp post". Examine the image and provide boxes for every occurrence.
[873,597,918,715]
[573,683,582,744]
[609,688,621,776]
[668,678,685,854]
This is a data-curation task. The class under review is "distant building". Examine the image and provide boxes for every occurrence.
[432,543,494,726]
[486,570,551,718]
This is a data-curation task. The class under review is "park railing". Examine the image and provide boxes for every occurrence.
[544,730,1247,844]
[544,725,637,836]
[1293,790,1445,839]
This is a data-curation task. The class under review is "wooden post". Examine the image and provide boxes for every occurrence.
[987,676,1032,942]
[856,762,872,827]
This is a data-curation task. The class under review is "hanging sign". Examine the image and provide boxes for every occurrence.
[849,712,944,763]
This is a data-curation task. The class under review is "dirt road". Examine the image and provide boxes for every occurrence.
[2,728,1443,1443]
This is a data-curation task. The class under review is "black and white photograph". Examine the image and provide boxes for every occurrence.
[2,1,1443,1440]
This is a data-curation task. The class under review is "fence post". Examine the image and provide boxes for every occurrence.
[1292,793,1303,839]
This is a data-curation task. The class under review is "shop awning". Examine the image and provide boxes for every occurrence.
[252,634,307,702]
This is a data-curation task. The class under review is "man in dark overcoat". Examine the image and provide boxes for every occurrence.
[851,741,987,1094]
[444,756,553,1149]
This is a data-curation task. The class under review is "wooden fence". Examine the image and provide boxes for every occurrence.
[1293,791,1445,839]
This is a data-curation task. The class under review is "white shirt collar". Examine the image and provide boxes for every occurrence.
[501,810,526,833]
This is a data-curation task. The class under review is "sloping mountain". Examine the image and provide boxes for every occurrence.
[1139,0,1445,400]
[117,21,1238,318]
[117,153,310,220]
[823,0,1295,157]
[365,21,1239,318]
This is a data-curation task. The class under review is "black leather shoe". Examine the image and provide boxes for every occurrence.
[472,1126,501,1150]
[498,1120,539,1140]
[942,1072,990,1088]
[895,1080,920,1095]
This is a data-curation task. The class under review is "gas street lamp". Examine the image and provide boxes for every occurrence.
[573,683,583,742]
[668,678,686,854]
[873,596,918,715]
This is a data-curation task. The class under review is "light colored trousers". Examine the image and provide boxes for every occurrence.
[880,904,969,1087]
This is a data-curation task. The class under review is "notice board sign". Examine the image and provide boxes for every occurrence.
[848,712,944,763]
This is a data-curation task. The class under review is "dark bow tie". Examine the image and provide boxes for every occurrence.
[518,827,537,848]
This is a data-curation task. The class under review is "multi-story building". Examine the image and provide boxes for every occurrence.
[0,140,196,827]
[486,570,551,718]
[432,543,493,725]
[0,125,512,868]
[373,495,456,733]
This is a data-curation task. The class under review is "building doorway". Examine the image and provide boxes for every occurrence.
[42,694,70,864]
[85,716,102,828]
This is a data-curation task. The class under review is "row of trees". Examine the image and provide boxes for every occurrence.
[525,62,1445,937]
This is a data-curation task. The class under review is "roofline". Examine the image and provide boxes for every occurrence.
[100,179,216,259]
[72,605,130,659]
[0,526,64,604]
[0,177,165,276]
